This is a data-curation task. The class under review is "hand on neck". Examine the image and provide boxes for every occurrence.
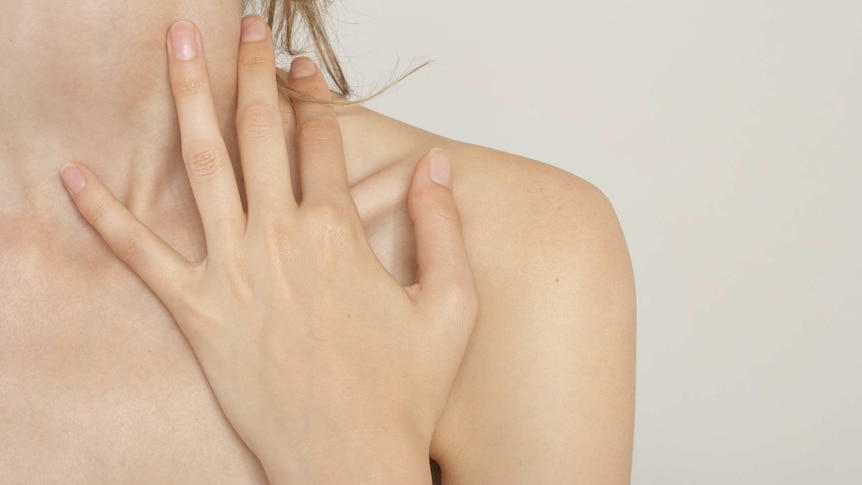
[0,1,243,223]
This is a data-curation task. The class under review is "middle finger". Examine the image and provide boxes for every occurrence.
[235,16,297,226]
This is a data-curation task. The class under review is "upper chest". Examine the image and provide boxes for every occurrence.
[0,243,270,482]
[0,176,421,482]
[0,151,503,482]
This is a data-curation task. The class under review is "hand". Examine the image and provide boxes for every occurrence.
[59,16,477,484]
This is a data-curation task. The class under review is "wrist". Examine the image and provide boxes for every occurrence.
[260,428,432,485]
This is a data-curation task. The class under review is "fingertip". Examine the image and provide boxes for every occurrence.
[60,163,86,195]
[408,148,454,219]
[168,20,199,62]
[290,57,318,80]
[240,15,268,43]
[428,148,452,189]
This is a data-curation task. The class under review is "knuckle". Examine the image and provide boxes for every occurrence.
[436,278,479,322]
[119,232,144,263]
[430,201,460,226]
[238,102,278,140]
[413,201,463,237]
[306,200,361,251]
[222,256,257,302]
[262,223,296,262]
[309,199,352,230]
[240,53,270,72]
[174,76,205,97]
[85,193,109,225]
[410,185,458,221]
[184,144,223,177]
[296,115,338,144]
[262,221,291,243]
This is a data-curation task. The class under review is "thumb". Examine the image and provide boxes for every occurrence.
[407,148,477,320]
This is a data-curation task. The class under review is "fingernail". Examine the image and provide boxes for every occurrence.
[170,21,198,61]
[60,164,86,195]
[291,57,317,79]
[241,16,267,42]
[429,149,452,189]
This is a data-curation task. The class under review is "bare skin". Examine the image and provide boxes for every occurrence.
[0,1,636,483]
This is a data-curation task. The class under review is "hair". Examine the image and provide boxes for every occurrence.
[244,0,429,105]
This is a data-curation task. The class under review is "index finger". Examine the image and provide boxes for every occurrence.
[60,163,194,311]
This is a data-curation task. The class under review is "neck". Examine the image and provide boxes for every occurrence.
[0,1,242,224]
[0,1,427,261]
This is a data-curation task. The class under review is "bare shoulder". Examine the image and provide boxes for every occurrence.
[444,141,630,260]
[442,140,634,297]
[430,140,636,483]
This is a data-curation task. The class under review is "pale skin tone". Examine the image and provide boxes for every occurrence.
[62,17,478,483]
[0,1,636,483]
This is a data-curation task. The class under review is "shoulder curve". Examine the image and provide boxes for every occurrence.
[437,140,630,264]
[438,140,636,316]
[441,139,614,205]
[428,140,637,481]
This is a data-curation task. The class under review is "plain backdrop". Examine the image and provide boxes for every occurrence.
[307,1,861,483]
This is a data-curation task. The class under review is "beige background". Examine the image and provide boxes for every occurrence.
[318,1,861,483]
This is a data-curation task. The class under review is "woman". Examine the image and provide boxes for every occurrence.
[0,1,636,483]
